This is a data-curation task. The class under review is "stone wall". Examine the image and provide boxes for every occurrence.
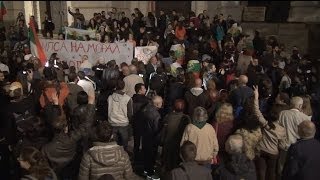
[241,22,309,54]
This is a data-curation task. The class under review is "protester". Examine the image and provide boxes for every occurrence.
[282,120,320,180]
[78,121,139,180]
[180,107,219,168]
[161,99,191,172]
[0,8,318,180]
[166,141,213,180]
[107,80,133,152]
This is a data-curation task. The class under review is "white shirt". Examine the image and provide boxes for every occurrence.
[77,79,95,96]
[279,109,312,151]
[0,63,9,73]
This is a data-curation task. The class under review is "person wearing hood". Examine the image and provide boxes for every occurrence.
[107,79,133,152]
[180,107,219,167]
[184,78,211,116]
[78,121,138,180]
[216,134,257,180]
[166,141,213,180]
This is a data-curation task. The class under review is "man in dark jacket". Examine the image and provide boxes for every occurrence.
[184,78,211,116]
[216,134,257,180]
[41,92,95,179]
[139,95,163,178]
[282,121,320,180]
[66,72,84,116]
[229,75,254,109]
[161,99,191,173]
[132,83,149,163]
[166,141,212,180]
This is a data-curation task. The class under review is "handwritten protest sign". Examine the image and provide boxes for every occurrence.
[33,39,133,70]
[134,46,158,64]
[65,27,97,41]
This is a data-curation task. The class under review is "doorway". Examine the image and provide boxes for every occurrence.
[155,1,191,17]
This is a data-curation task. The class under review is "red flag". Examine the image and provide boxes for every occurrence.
[29,17,47,66]
[0,1,7,21]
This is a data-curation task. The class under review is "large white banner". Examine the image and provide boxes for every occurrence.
[134,46,158,64]
[65,27,96,40]
[34,39,133,70]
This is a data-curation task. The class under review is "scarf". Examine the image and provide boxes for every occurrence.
[193,121,207,129]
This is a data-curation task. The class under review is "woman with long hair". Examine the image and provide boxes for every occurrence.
[18,146,57,180]
[301,95,313,116]
[212,103,235,163]
[87,19,98,31]
[253,86,287,180]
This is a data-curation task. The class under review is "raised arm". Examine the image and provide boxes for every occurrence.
[253,86,268,127]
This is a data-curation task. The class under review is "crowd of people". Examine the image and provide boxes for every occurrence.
[0,6,320,180]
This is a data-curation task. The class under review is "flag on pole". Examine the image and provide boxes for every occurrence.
[0,1,7,21]
[29,17,47,66]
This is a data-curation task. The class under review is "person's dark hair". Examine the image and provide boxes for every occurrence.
[69,66,76,73]
[96,121,113,143]
[19,147,53,179]
[241,96,261,131]
[156,66,164,74]
[116,79,125,90]
[135,83,145,94]
[77,71,86,80]
[43,67,57,81]
[120,62,128,69]
[174,99,185,113]
[77,91,88,105]
[278,92,290,105]
[180,141,197,162]
[51,112,67,134]
[107,60,117,68]
[68,72,77,82]
[259,78,273,98]
[269,104,289,123]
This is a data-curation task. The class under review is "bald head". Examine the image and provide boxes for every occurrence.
[239,75,248,85]
[194,78,202,88]
[298,120,316,139]
[129,65,138,74]
[152,95,163,109]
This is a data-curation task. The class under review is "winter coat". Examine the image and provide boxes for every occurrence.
[161,112,191,171]
[132,94,150,134]
[181,123,219,162]
[138,103,161,139]
[166,162,213,180]
[184,87,211,116]
[229,85,254,108]
[78,142,138,180]
[41,104,95,172]
[66,83,84,114]
[217,153,257,180]
[282,139,320,180]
